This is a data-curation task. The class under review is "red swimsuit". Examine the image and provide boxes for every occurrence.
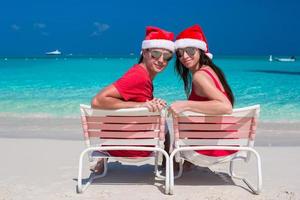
[189,68,237,157]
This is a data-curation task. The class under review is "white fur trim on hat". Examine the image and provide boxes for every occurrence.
[142,39,175,52]
[206,52,213,59]
[175,38,207,51]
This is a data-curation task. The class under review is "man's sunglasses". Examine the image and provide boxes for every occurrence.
[176,47,197,58]
[148,50,173,62]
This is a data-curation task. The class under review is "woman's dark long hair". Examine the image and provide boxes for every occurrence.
[175,50,234,105]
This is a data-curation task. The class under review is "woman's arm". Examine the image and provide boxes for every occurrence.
[170,71,232,115]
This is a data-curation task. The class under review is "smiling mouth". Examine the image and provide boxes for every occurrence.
[154,63,164,69]
[183,59,192,64]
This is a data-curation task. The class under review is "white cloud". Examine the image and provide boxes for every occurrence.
[34,23,46,29]
[90,22,110,37]
[11,24,20,31]
[33,23,49,36]
[94,22,110,32]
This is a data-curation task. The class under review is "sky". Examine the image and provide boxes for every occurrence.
[0,0,299,56]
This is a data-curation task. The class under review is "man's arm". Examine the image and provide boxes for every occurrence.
[91,85,143,109]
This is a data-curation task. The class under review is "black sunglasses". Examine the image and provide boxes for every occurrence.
[148,50,173,62]
[176,47,197,58]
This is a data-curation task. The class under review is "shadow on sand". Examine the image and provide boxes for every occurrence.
[74,161,252,194]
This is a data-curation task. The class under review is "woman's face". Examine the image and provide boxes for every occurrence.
[176,47,200,70]
[143,48,173,74]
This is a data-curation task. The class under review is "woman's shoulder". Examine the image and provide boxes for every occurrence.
[197,65,226,92]
[193,70,211,86]
[194,66,213,79]
[199,65,214,73]
[198,66,220,80]
[193,66,217,87]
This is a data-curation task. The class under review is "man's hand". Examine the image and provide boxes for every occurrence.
[140,98,167,112]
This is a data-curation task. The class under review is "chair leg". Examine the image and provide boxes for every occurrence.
[154,152,166,179]
[163,152,170,195]
[149,150,170,194]
[174,159,184,179]
[229,150,262,194]
[77,150,87,193]
[169,151,185,195]
[229,157,246,179]
[154,152,158,172]
[154,149,170,194]
[77,151,108,193]
[154,152,160,175]
[169,150,180,195]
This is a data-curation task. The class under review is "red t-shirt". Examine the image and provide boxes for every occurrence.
[113,64,153,102]
[107,64,153,157]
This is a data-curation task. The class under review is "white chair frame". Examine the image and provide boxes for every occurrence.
[77,104,170,194]
[168,105,262,195]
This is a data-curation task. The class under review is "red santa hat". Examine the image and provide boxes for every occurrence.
[175,24,213,59]
[142,26,175,53]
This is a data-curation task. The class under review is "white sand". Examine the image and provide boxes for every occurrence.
[0,116,300,199]
[0,138,299,200]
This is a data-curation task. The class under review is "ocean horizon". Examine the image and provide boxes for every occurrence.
[1,56,300,122]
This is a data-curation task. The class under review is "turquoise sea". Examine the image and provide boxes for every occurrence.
[0,56,299,121]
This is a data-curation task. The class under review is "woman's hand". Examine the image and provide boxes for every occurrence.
[168,101,188,115]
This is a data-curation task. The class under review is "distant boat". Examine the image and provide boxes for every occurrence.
[269,55,273,62]
[46,50,62,55]
[274,56,296,62]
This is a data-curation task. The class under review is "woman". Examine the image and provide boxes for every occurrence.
[170,24,236,166]
[91,26,175,172]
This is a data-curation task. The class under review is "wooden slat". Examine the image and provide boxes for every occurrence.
[178,121,253,131]
[86,116,160,123]
[87,123,160,131]
[178,116,253,124]
[179,130,251,139]
[88,130,159,138]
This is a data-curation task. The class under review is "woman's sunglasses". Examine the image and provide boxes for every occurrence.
[176,47,197,58]
[148,50,173,62]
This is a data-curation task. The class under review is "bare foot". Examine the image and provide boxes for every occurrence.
[90,159,105,174]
